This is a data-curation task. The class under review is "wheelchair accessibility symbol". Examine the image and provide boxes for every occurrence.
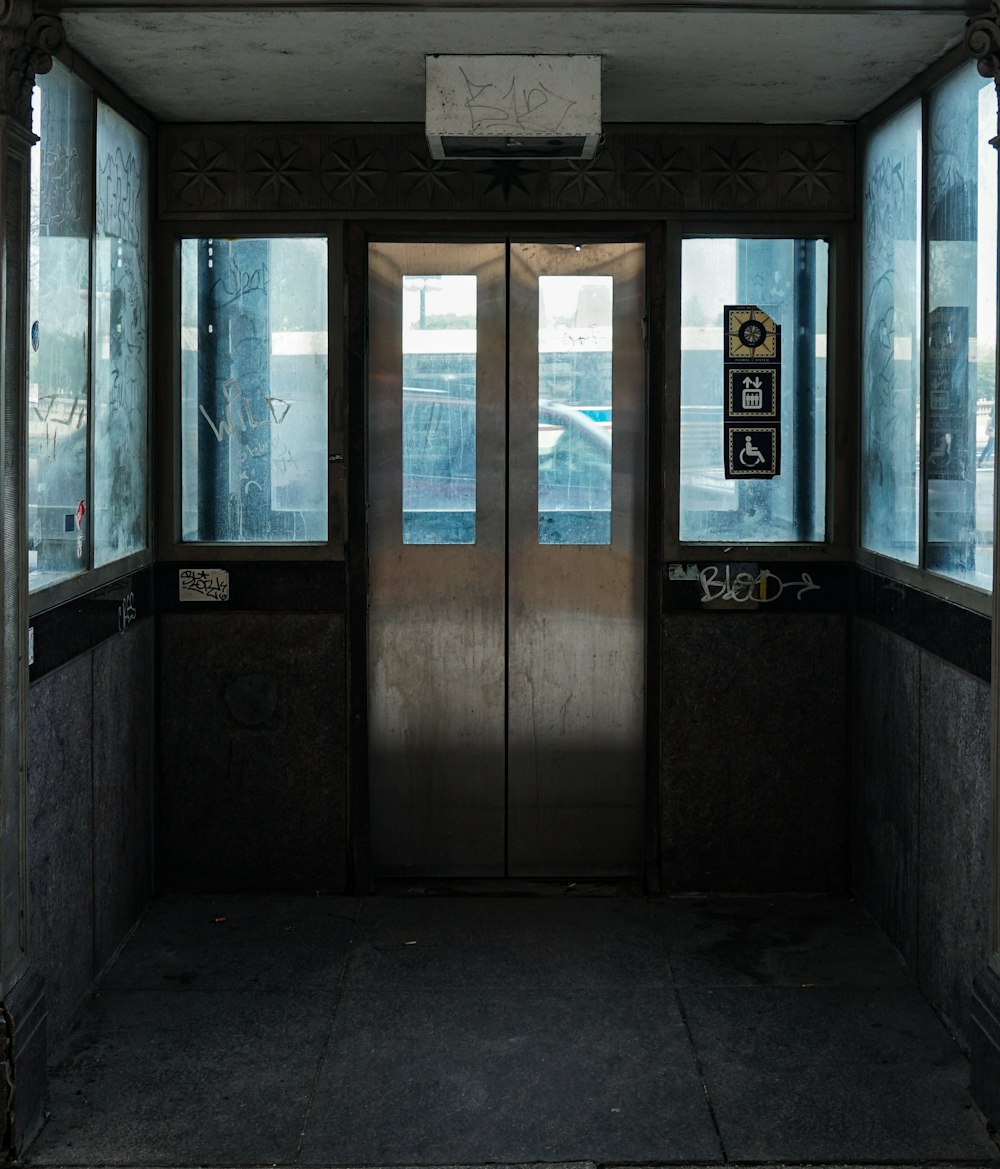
[740,435,766,466]
[726,425,779,479]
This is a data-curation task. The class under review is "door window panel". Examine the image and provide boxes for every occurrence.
[402,274,477,544]
[538,275,612,545]
[180,237,328,542]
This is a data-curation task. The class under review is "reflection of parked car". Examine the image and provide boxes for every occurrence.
[402,388,611,513]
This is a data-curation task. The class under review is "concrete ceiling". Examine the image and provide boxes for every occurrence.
[51,1,979,124]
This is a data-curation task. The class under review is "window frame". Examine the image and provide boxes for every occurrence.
[156,220,345,563]
[666,220,852,564]
[856,45,999,618]
[27,52,155,618]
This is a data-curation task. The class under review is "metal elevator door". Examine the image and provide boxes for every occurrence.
[367,240,646,878]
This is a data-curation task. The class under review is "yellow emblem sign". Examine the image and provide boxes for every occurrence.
[726,305,779,361]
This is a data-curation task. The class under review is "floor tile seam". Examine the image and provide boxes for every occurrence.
[26,1155,1000,1169]
[333,980,679,994]
[85,984,347,996]
[669,984,728,1164]
[293,895,367,1164]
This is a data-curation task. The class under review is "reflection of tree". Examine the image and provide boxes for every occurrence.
[419,313,476,330]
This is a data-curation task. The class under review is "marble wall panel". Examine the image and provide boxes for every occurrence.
[158,612,348,892]
[918,654,991,1050]
[27,655,94,1041]
[660,612,849,893]
[93,620,155,974]
[851,618,921,971]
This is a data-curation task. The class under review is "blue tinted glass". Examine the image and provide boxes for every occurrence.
[679,238,828,543]
[925,62,997,591]
[402,275,476,545]
[860,102,922,563]
[180,237,329,542]
[538,275,612,545]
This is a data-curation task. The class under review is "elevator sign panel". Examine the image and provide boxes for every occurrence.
[723,305,780,479]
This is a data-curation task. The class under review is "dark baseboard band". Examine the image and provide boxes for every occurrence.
[28,558,990,684]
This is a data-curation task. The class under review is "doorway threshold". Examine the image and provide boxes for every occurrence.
[373,878,645,897]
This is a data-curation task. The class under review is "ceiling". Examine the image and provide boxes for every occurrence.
[50,1,980,125]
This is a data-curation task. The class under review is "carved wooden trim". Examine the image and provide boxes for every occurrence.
[160,123,855,219]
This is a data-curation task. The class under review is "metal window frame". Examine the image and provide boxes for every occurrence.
[855,44,995,619]
[665,219,852,564]
[27,52,156,618]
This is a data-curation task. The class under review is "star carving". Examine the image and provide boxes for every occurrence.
[320,141,385,203]
[778,142,842,202]
[626,144,691,203]
[400,151,457,202]
[702,143,767,203]
[553,158,613,206]
[169,140,233,205]
[248,138,308,200]
[478,159,534,202]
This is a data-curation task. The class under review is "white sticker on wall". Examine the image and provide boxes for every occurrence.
[179,568,230,603]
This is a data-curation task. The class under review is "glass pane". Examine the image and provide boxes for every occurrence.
[94,100,149,567]
[925,62,997,590]
[402,274,476,545]
[679,238,828,542]
[28,61,92,591]
[861,101,922,564]
[538,275,612,545]
[180,237,328,542]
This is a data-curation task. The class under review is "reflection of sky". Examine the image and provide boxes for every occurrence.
[403,275,476,329]
[681,239,737,326]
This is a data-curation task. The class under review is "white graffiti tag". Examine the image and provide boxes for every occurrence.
[699,565,820,605]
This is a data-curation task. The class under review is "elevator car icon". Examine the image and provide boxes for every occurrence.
[742,376,764,410]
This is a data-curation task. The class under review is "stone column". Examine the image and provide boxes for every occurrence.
[966,0,1000,1134]
[0,2,62,1156]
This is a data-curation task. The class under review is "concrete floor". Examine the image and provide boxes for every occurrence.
[21,892,1000,1167]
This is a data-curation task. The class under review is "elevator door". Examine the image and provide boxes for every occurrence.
[368,240,646,877]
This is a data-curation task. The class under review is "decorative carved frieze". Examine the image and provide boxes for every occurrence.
[159,123,854,219]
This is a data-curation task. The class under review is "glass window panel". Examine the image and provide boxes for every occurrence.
[861,101,922,564]
[679,238,828,543]
[94,100,149,567]
[180,237,329,542]
[27,61,92,591]
[538,275,612,545]
[402,274,476,545]
[925,62,997,590]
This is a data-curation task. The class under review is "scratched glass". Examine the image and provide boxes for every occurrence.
[93,100,149,567]
[679,238,828,543]
[860,101,922,564]
[27,60,93,591]
[402,274,477,544]
[538,275,612,545]
[180,237,328,542]
[924,62,997,591]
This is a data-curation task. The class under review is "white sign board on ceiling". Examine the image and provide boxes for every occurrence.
[426,54,602,160]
